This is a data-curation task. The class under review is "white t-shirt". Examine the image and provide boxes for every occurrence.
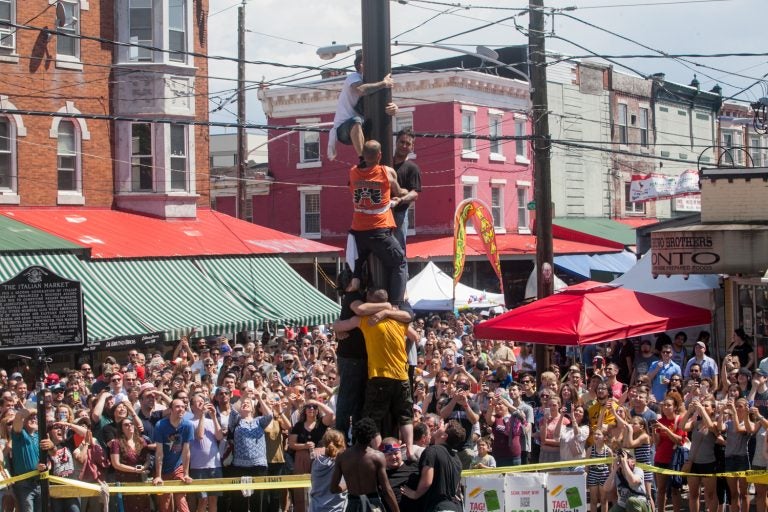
[327,72,364,160]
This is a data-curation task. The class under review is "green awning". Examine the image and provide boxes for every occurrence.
[553,218,637,247]
[195,256,340,327]
[0,216,85,254]
[0,253,150,342]
[85,259,261,341]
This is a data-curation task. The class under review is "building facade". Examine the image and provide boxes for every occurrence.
[256,68,533,242]
[0,0,210,217]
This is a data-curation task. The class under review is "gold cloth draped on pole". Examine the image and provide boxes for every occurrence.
[453,199,503,293]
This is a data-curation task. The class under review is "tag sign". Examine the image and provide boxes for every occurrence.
[465,475,506,512]
[0,265,85,350]
[547,472,587,512]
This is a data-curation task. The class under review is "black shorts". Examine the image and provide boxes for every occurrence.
[363,377,413,428]
[724,455,750,473]
[690,461,717,475]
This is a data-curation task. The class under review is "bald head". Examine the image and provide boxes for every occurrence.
[363,140,382,165]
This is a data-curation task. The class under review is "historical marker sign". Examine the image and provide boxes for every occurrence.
[0,266,86,350]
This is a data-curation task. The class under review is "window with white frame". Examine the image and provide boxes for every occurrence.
[170,125,187,190]
[301,190,321,238]
[0,117,13,189]
[491,185,504,229]
[751,136,763,167]
[131,123,154,191]
[722,131,740,165]
[639,108,649,147]
[462,184,476,200]
[461,109,476,154]
[0,0,15,51]
[618,103,628,145]
[57,121,78,192]
[489,114,502,156]
[515,120,526,159]
[129,0,153,61]
[624,182,645,214]
[168,0,186,62]
[393,110,414,156]
[300,130,320,164]
[516,186,529,232]
[56,0,79,59]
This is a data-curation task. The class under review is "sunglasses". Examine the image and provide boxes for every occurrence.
[305,405,318,410]
[111,378,122,383]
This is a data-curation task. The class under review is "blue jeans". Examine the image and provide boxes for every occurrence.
[335,356,368,440]
[392,208,408,253]
[13,478,41,512]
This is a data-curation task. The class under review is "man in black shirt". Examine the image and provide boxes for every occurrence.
[392,129,421,252]
[401,420,465,512]
[381,438,420,512]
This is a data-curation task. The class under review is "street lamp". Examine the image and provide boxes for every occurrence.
[316,41,530,84]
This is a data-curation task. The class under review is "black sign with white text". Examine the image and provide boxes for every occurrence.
[0,266,85,350]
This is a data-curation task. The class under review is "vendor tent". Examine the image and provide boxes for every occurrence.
[406,261,505,310]
[474,281,711,345]
[610,250,718,308]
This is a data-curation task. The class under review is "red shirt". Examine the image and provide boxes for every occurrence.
[654,415,685,464]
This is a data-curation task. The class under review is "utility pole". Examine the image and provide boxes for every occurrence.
[361,0,393,166]
[236,0,247,220]
[530,0,554,376]
[360,0,392,289]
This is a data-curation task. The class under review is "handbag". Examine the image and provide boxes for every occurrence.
[670,416,691,488]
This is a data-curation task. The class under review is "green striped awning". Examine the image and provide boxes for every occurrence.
[85,259,262,341]
[0,253,150,342]
[0,215,85,253]
[195,256,340,327]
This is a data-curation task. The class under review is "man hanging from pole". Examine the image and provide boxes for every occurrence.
[327,50,399,166]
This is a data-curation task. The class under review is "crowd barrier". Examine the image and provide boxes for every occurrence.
[1,458,767,502]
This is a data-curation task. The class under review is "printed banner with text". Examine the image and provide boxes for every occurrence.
[629,169,699,202]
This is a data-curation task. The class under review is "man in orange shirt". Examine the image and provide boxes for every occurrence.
[348,140,408,305]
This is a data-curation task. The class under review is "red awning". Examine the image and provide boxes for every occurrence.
[403,234,622,260]
[474,281,712,345]
[0,208,341,259]
[613,217,659,228]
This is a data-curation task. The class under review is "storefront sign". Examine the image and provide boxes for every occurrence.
[547,473,587,512]
[0,266,85,350]
[651,226,768,275]
[630,169,699,202]
[84,332,163,352]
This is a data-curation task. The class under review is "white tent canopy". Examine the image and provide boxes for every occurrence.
[524,264,568,299]
[407,261,505,311]
[610,250,718,308]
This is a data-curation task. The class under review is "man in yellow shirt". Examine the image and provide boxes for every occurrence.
[333,288,416,459]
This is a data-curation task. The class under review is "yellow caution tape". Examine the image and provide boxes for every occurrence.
[5,456,766,498]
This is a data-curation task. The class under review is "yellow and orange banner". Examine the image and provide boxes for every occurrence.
[453,199,503,292]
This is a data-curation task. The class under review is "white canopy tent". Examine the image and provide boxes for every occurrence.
[406,261,505,311]
[610,250,718,309]
[524,264,568,299]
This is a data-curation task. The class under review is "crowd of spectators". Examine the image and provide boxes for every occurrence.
[0,312,763,512]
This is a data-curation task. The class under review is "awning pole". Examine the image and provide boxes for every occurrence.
[314,257,319,289]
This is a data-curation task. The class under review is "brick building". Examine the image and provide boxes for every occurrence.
[0,0,211,216]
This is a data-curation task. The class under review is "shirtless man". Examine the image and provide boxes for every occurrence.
[331,418,399,512]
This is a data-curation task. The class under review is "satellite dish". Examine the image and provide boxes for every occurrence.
[56,1,77,28]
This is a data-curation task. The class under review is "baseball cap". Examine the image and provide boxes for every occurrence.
[756,368,768,378]
[139,382,156,397]
[379,441,402,454]
[10,372,22,380]
[220,344,231,353]
[480,310,490,318]
[739,367,753,377]
[45,373,60,385]
[283,353,294,361]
